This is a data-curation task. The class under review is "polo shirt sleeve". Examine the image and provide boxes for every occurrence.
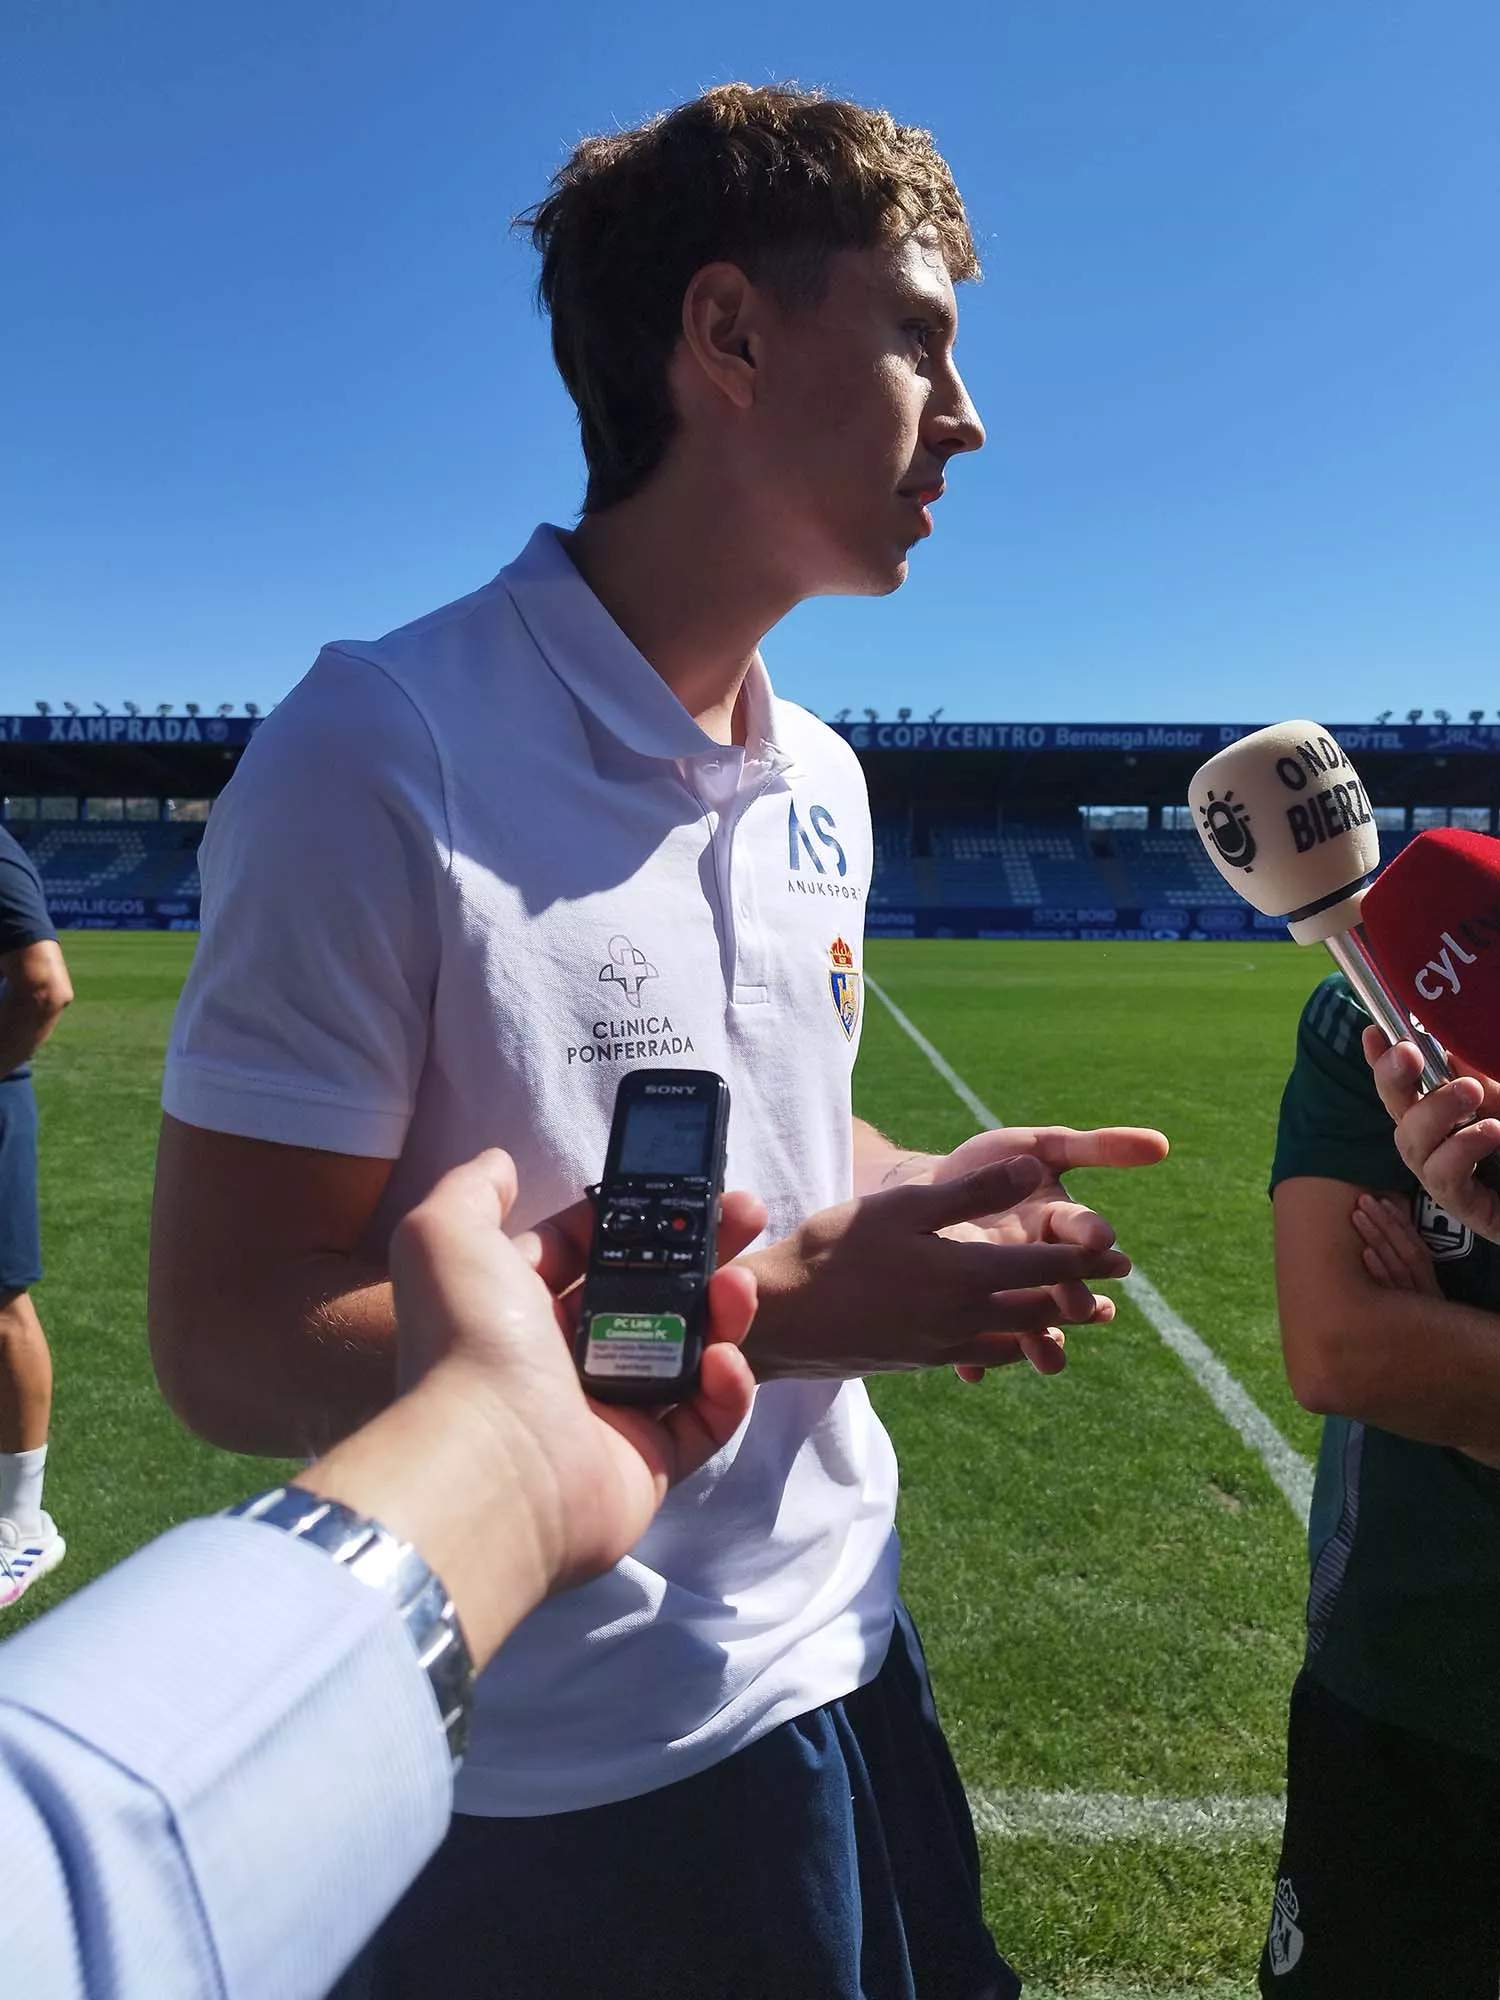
[0,829,56,955]
[162,649,449,1158]
[1270,973,1408,1194]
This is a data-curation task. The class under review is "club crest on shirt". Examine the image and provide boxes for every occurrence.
[1266,1876,1304,1976]
[828,937,861,1041]
[1412,1189,1474,1262]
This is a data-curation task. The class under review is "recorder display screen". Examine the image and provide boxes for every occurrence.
[617,1096,711,1176]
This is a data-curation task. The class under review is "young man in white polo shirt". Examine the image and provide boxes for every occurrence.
[149,84,1167,1998]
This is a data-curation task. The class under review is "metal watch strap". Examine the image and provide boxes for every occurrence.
[225,1485,474,1767]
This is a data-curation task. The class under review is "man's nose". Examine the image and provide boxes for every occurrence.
[931,362,985,458]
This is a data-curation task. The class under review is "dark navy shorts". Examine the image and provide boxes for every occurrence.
[1259,1670,1500,1997]
[0,1077,42,1295]
[334,1600,1019,2000]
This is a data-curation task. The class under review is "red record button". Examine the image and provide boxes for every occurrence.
[657,1208,701,1242]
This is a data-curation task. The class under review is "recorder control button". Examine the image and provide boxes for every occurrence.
[601,1204,651,1243]
[632,1246,665,1267]
[657,1208,702,1243]
[665,1247,698,1269]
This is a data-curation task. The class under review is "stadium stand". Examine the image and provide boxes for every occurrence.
[930,824,1117,909]
[1,712,1487,934]
[1110,824,1416,909]
[864,818,1417,915]
[1110,829,1231,908]
[869,814,924,905]
[0,815,1428,928]
[8,824,204,902]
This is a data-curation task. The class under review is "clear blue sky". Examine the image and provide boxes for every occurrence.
[4,0,1497,723]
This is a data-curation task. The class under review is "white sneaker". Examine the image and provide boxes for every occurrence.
[0,1513,66,1609]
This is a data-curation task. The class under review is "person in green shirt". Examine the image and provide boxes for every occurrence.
[1260,971,1500,1995]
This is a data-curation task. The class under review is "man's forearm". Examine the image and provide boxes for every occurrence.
[735,1234,840,1381]
[850,1115,932,1196]
[153,1254,399,1459]
[0,994,60,1080]
[300,1358,551,1668]
[1290,1288,1500,1454]
[742,1119,925,1373]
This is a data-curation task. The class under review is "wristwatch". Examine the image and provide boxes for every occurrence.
[225,1485,474,1767]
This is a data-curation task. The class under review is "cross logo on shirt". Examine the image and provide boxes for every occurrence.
[599,936,658,1006]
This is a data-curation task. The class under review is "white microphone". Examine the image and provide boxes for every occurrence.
[1188,720,1448,1090]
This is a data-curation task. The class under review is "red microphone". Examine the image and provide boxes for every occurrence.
[1361,828,1500,1082]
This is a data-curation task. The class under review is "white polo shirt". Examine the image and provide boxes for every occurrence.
[163,525,900,1815]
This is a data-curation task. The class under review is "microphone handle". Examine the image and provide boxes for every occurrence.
[1323,927,1450,1091]
[1322,926,1500,1194]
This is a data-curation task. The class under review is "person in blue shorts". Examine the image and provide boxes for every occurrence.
[149,82,1168,1999]
[0,824,73,1609]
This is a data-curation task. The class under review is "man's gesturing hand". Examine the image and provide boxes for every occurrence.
[880,1125,1169,1244]
[874,1124,1168,1379]
[739,1155,1135,1382]
[1363,1027,1500,1246]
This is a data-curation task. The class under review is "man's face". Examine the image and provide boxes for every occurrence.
[749,229,985,598]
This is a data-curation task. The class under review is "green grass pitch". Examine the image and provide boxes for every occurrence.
[17,933,1335,1996]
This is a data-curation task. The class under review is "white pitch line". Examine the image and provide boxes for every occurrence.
[1121,1269,1313,1522]
[864,978,998,1131]
[865,973,1314,1526]
[967,1787,1285,1844]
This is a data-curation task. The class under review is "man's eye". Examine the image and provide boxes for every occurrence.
[905,324,933,360]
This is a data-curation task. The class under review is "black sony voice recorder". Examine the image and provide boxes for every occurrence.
[573,1069,732,1405]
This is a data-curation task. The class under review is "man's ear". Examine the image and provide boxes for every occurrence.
[679,262,760,412]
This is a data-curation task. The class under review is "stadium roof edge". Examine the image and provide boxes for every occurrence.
[830,721,1500,756]
[5,715,1500,759]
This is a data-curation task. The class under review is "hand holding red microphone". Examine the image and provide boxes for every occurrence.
[1362,1037,1500,1243]
[1356,828,1500,1244]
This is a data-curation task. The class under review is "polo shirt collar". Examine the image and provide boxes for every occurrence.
[501,525,792,774]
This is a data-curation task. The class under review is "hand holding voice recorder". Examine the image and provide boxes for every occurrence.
[573,1069,732,1405]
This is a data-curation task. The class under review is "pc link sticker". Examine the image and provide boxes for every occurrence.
[584,1312,687,1380]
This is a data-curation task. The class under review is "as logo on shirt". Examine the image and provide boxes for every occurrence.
[1413,1189,1474,1262]
[788,802,862,902]
[828,937,861,1041]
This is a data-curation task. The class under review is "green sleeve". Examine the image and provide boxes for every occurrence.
[1270,974,1411,1194]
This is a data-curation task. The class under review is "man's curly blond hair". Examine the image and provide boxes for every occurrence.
[521,84,979,512]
